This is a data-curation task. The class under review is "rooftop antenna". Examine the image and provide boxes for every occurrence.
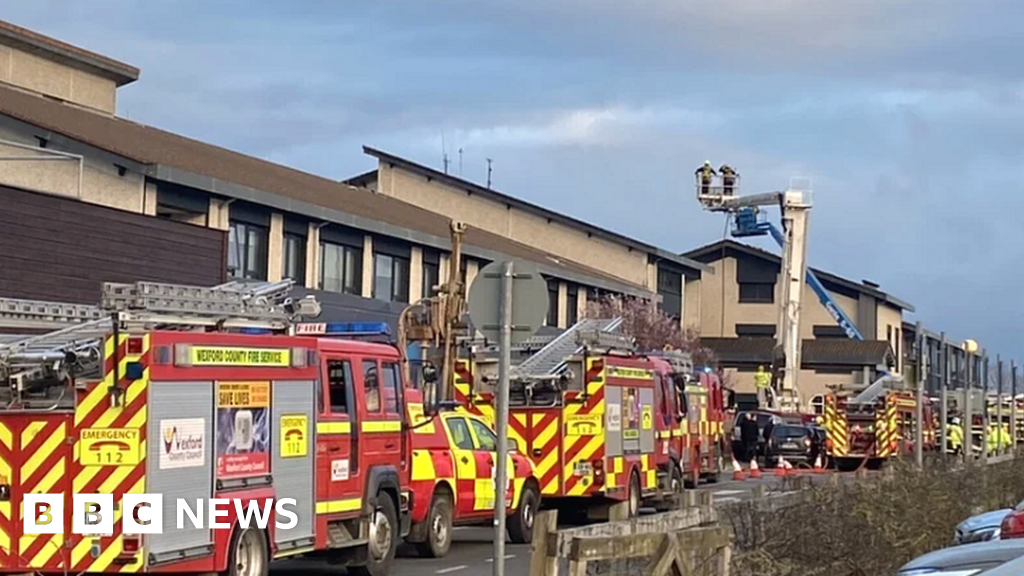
[486,158,493,189]
[458,148,464,177]
[442,133,449,174]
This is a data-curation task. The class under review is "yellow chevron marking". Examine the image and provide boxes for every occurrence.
[0,423,11,449]
[0,520,9,552]
[535,420,559,451]
[29,532,63,568]
[29,459,65,498]
[542,475,559,494]
[567,435,604,496]
[22,422,66,484]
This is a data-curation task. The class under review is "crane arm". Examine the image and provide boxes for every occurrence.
[763,222,864,341]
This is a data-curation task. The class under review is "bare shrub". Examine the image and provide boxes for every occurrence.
[724,457,1024,576]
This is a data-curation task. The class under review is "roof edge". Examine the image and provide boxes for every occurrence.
[150,163,657,299]
[0,20,139,85]
[364,145,710,274]
[685,239,913,311]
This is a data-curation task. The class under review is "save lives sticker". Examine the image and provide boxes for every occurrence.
[80,428,141,466]
[160,418,206,470]
[280,415,308,458]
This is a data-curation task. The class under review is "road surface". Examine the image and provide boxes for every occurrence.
[274,472,820,576]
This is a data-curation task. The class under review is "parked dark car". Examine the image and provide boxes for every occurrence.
[764,425,816,467]
[730,410,783,460]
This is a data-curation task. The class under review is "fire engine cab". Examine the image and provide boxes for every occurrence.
[295,322,541,559]
[0,281,409,576]
[454,322,725,519]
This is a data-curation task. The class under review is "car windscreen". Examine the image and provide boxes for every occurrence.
[772,425,810,439]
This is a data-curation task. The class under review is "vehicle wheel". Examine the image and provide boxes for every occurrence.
[507,485,538,544]
[351,493,398,576]
[223,526,268,576]
[414,492,453,558]
[628,471,641,518]
[655,466,684,512]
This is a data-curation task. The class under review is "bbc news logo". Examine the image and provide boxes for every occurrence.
[23,495,298,535]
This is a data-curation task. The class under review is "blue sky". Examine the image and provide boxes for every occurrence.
[7,1,1024,364]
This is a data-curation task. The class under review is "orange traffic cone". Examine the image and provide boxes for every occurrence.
[749,458,763,479]
[775,457,788,477]
[813,454,824,474]
[732,457,746,481]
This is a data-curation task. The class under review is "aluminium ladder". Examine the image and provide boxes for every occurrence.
[0,279,319,406]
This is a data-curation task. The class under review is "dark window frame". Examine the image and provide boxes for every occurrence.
[738,282,774,304]
[546,278,560,326]
[228,220,269,280]
[735,323,777,337]
[283,232,307,282]
[326,359,354,417]
[373,252,410,303]
[362,359,380,413]
[320,240,363,295]
[566,284,579,326]
[381,362,402,415]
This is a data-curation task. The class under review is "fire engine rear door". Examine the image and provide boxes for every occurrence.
[0,414,74,572]
[271,379,316,554]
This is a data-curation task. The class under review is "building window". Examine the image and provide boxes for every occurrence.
[228,221,268,280]
[567,284,579,326]
[813,325,848,339]
[657,267,682,320]
[735,324,776,337]
[283,233,306,282]
[321,241,362,295]
[422,250,440,299]
[373,253,410,303]
[738,282,774,304]
[546,278,559,326]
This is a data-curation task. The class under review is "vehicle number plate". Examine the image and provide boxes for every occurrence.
[574,462,593,476]
[782,443,799,450]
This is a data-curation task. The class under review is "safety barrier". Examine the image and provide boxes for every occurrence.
[529,494,732,576]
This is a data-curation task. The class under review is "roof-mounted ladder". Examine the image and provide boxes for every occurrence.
[512,317,624,378]
[0,279,320,406]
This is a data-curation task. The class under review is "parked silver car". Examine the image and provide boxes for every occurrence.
[955,508,1012,544]
[898,539,1024,575]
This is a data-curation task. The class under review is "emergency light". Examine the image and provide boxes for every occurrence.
[296,322,391,337]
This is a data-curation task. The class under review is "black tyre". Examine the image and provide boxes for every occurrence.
[414,492,453,558]
[507,485,538,544]
[351,493,398,576]
[223,527,268,576]
[628,471,641,518]
[655,465,683,512]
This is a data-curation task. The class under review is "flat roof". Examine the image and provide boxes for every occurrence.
[0,19,139,86]
[358,146,710,275]
[684,239,915,312]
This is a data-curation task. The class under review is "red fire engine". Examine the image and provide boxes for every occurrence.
[297,322,541,559]
[823,378,936,470]
[453,327,725,519]
[0,281,413,576]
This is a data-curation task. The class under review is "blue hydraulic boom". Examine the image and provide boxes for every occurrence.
[732,206,864,340]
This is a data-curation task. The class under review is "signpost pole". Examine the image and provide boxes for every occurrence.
[493,260,513,576]
[915,322,924,468]
[939,333,948,460]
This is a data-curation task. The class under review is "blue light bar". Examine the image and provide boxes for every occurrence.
[296,322,391,337]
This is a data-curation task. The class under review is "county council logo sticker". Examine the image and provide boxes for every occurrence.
[158,418,206,470]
